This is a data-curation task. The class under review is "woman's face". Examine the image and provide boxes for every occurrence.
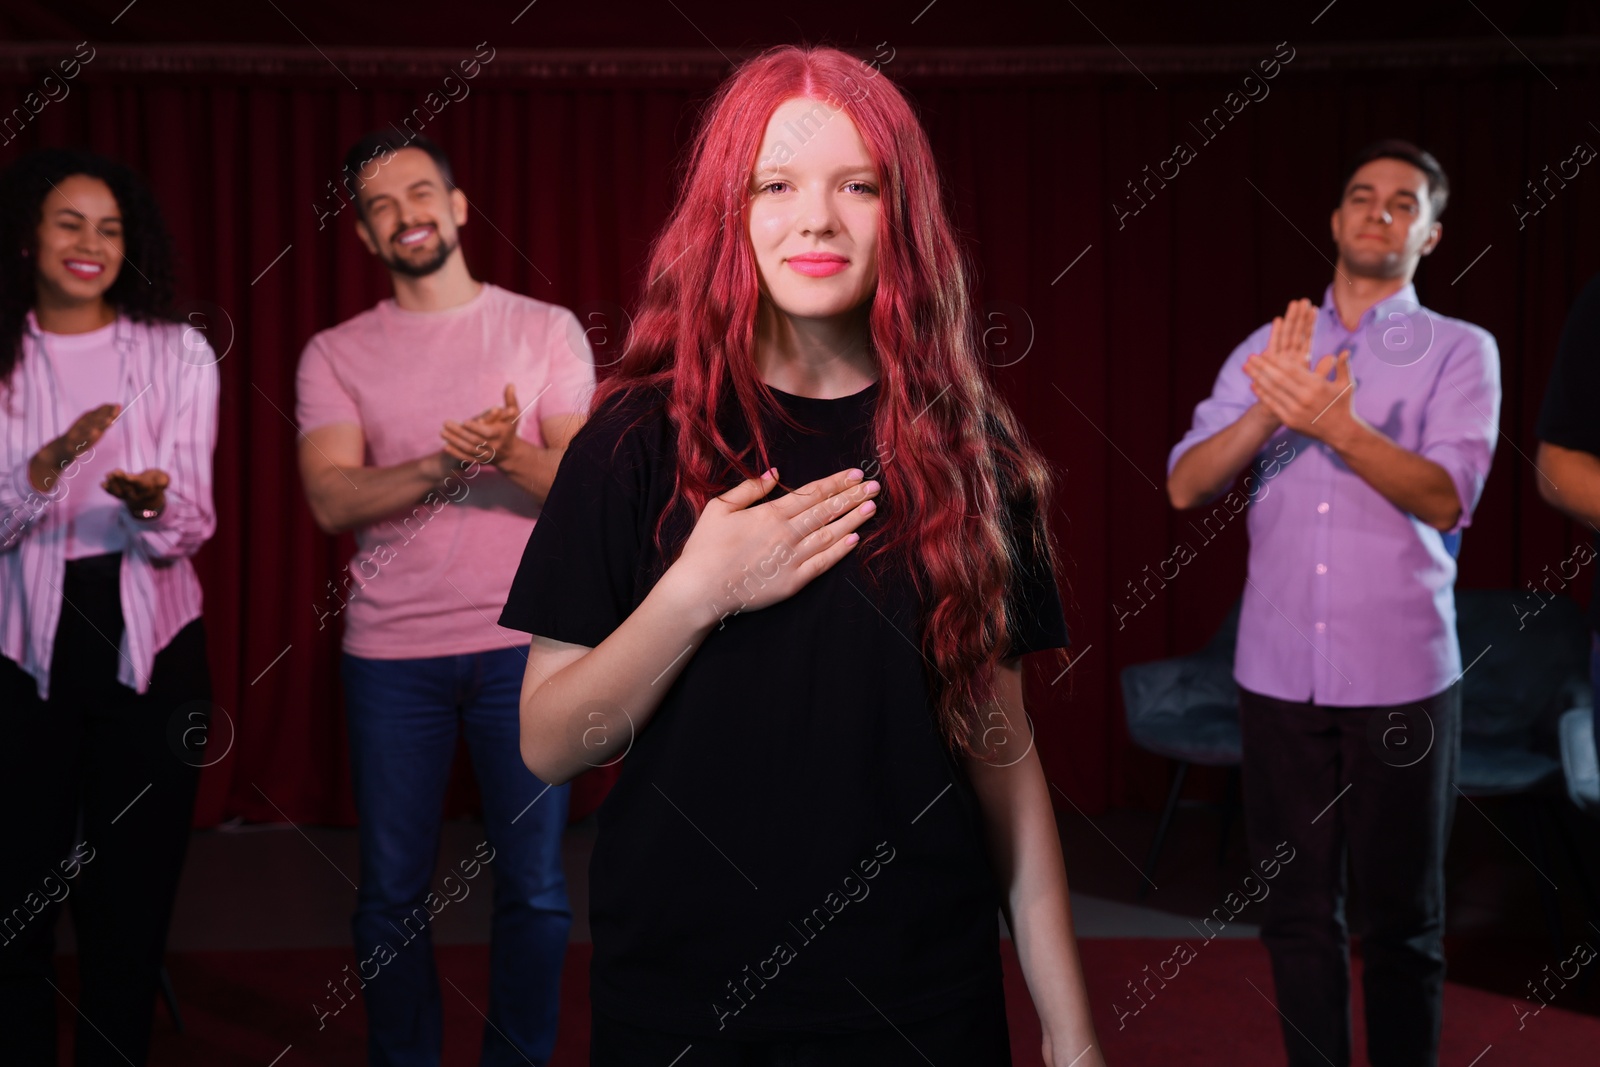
[33,174,125,306]
[747,96,880,323]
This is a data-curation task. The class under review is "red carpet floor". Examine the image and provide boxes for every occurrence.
[50,939,1600,1065]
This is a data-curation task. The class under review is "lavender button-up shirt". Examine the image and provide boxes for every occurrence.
[1168,283,1501,707]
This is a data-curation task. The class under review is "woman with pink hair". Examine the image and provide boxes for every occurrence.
[499,44,1106,1065]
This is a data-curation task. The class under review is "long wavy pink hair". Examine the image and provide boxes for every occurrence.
[591,44,1069,757]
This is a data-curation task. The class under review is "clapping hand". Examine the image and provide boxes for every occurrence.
[442,383,523,467]
[1242,298,1354,440]
[103,468,169,518]
[28,403,121,493]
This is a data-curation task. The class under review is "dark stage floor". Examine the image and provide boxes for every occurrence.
[45,793,1600,1065]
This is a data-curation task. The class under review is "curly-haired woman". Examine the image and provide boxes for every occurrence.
[0,147,219,1066]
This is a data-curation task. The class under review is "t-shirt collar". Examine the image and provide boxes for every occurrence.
[381,280,494,319]
[23,307,130,348]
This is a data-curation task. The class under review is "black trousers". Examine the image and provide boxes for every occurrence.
[0,552,211,1067]
[1239,683,1460,1067]
[590,979,1013,1066]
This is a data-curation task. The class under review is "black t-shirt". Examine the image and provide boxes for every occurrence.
[1537,273,1600,632]
[499,377,1070,1038]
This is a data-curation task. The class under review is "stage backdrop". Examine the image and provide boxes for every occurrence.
[1,36,1597,827]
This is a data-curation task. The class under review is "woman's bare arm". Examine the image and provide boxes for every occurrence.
[964,658,1106,1067]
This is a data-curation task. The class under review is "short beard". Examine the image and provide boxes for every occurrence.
[381,231,458,278]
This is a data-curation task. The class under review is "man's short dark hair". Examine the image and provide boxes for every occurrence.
[341,131,455,218]
[1338,139,1449,220]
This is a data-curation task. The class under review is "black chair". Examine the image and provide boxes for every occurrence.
[1453,589,1594,953]
[1558,705,1599,817]
[1119,600,1242,899]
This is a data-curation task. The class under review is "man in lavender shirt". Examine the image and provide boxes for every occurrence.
[1167,140,1500,1067]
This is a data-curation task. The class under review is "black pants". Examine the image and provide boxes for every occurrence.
[590,980,1013,1066]
[1239,683,1460,1067]
[0,552,211,1067]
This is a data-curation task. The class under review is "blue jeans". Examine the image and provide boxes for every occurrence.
[342,646,572,1067]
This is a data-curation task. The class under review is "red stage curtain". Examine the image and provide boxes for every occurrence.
[0,41,1595,826]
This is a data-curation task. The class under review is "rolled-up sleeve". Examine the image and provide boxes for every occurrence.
[1417,327,1501,535]
[1167,324,1272,478]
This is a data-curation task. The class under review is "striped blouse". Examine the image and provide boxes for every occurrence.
[0,311,219,701]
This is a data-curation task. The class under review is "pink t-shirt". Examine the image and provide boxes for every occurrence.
[294,283,596,658]
[41,318,130,560]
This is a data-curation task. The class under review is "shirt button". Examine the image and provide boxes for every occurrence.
[1315,563,1328,575]
[1314,622,1327,632]
[1317,502,1330,514]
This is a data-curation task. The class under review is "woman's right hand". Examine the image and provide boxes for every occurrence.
[28,403,121,493]
[667,466,881,628]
